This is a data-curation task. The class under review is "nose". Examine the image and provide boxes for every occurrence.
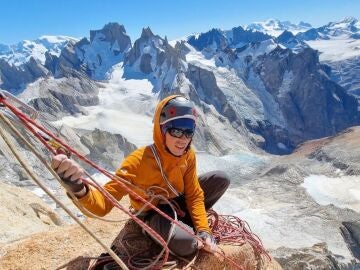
[178,133,189,140]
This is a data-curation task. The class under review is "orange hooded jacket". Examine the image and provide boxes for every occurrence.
[76,95,211,233]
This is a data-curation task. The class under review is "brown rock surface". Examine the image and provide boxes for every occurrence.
[0,181,61,246]
[0,200,282,270]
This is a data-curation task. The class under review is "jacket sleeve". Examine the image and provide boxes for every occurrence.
[183,150,211,233]
[75,152,140,217]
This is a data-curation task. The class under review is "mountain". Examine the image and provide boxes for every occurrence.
[297,17,360,40]
[45,22,132,80]
[1,22,359,154]
[186,28,359,153]
[245,19,312,37]
[188,27,272,52]
[188,28,228,52]
[76,22,131,79]
[0,36,77,66]
[238,17,360,100]
[276,30,309,52]
[0,21,360,269]
[296,17,360,99]
[124,27,185,94]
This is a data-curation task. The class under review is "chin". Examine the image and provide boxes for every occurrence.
[174,151,185,156]
[171,149,185,156]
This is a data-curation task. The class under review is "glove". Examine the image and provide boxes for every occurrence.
[196,231,218,253]
[51,154,87,197]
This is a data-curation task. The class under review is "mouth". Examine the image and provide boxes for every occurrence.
[175,145,186,150]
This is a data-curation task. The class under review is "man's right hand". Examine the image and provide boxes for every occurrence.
[51,154,87,197]
[196,231,218,253]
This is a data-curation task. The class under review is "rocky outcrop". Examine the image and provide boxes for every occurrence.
[0,181,62,245]
[322,57,360,99]
[53,40,87,77]
[125,27,185,93]
[228,26,272,46]
[0,57,49,92]
[273,243,358,269]
[258,48,359,141]
[227,44,360,153]
[188,27,271,53]
[186,63,239,124]
[80,128,137,172]
[26,75,99,119]
[294,18,360,100]
[188,28,228,52]
[341,221,360,260]
[90,23,131,53]
[0,205,282,270]
[276,30,308,52]
[183,37,360,153]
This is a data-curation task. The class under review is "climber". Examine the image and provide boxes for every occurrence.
[51,95,230,257]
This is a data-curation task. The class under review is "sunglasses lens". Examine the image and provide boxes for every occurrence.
[169,128,183,138]
[168,128,194,138]
[184,130,194,138]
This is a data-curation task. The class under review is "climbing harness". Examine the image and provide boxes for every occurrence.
[0,91,271,269]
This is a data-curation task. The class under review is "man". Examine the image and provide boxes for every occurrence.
[52,95,230,257]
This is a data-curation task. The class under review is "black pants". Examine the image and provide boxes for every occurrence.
[145,170,230,257]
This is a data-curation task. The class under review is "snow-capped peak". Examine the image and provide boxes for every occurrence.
[245,19,313,37]
[37,35,77,44]
[321,17,360,38]
[0,35,78,66]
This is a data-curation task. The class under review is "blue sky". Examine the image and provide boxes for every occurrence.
[1,0,359,44]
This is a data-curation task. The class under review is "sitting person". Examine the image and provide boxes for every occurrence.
[51,95,230,257]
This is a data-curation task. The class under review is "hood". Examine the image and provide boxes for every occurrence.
[153,94,187,157]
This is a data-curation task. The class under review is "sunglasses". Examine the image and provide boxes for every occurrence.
[167,128,195,138]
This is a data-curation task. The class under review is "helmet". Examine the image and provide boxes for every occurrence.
[160,96,197,125]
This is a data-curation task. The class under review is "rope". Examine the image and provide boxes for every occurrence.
[0,112,129,270]
[0,101,183,269]
[0,96,206,245]
[0,111,170,270]
[208,209,271,261]
[150,144,180,197]
[0,95,269,269]
[1,110,196,270]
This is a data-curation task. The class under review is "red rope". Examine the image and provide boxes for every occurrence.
[0,96,270,269]
[0,97,171,268]
[208,209,271,261]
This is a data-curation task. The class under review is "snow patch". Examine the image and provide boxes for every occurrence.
[54,64,155,147]
[302,174,360,213]
[278,71,293,98]
[306,38,360,62]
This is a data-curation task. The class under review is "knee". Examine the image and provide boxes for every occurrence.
[168,222,197,257]
[169,235,197,257]
[212,170,230,189]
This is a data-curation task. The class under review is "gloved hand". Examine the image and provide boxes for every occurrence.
[196,231,218,254]
[51,154,87,198]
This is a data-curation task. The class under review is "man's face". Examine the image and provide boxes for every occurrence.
[165,131,192,156]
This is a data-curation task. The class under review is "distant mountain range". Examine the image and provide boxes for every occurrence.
[297,17,360,40]
[0,36,78,66]
[0,17,359,155]
[245,19,313,36]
